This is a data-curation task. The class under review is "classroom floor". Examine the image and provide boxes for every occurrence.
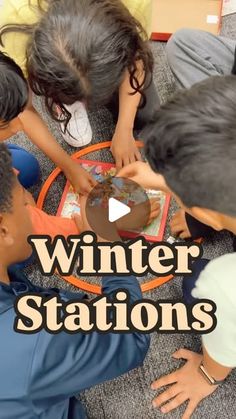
[10,14,236,419]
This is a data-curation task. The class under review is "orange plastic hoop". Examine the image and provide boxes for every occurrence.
[37,141,175,294]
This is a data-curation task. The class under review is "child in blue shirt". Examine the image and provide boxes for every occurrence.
[0,142,150,419]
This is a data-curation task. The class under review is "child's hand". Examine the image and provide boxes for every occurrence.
[72,195,92,233]
[116,198,160,231]
[118,161,165,191]
[170,209,191,239]
[110,130,141,171]
[65,162,97,195]
[151,349,217,419]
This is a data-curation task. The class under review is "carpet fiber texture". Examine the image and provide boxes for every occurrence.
[7,15,236,419]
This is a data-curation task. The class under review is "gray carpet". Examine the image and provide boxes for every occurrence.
[10,15,236,419]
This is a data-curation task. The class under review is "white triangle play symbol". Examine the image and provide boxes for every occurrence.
[108,197,131,223]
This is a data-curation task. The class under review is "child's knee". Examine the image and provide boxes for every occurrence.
[25,152,40,181]
[166,28,200,69]
[17,150,40,188]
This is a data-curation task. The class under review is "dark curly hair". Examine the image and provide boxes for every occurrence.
[0,0,153,132]
[145,75,236,217]
[0,52,28,123]
[0,143,15,213]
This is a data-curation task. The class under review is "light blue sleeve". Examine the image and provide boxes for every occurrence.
[192,254,236,367]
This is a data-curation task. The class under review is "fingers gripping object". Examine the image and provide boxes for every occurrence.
[37,141,175,295]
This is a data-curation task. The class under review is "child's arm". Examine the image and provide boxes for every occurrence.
[201,345,232,382]
[0,117,24,142]
[152,257,235,418]
[29,201,150,401]
[111,63,144,170]
[18,104,96,194]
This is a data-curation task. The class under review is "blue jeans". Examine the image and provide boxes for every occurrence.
[7,144,40,189]
[182,259,210,304]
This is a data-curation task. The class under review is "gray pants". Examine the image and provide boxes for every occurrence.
[166,28,236,88]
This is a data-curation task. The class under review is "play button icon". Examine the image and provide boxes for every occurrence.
[108,197,131,223]
[85,177,151,241]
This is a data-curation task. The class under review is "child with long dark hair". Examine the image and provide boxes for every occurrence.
[0,50,158,261]
[0,0,96,195]
[0,0,159,170]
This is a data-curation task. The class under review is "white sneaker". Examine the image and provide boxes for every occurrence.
[60,101,92,147]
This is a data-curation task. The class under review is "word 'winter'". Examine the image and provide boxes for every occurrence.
[29,233,202,277]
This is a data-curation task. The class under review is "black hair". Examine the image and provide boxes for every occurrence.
[0,143,15,213]
[0,52,29,123]
[0,0,153,132]
[232,47,236,75]
[145,75,236,217]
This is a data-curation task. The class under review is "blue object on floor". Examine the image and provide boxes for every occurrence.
[7,143,40,189]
